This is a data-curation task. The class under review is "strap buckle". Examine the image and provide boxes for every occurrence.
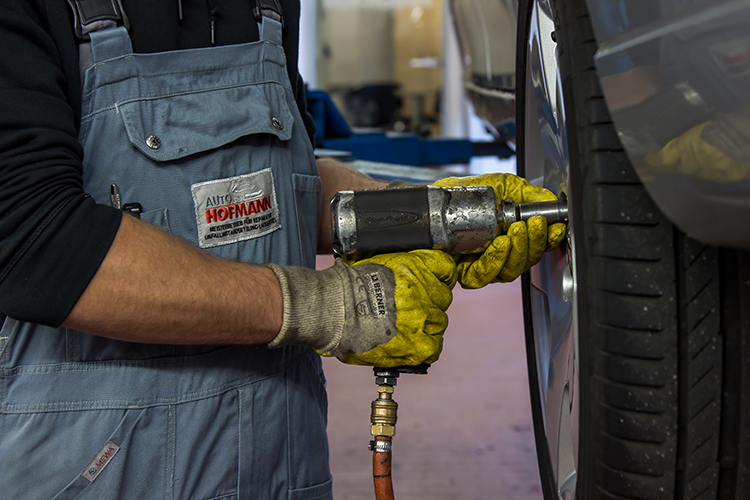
[66,0,130,40]
[253,0,285,27]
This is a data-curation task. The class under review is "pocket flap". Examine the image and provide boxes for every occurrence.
[119,82,294,162]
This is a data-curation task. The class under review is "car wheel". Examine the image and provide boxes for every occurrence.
[516,0,750,499]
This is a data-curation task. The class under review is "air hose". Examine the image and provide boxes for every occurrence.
[368,365,428,500]
[372,436,394,500]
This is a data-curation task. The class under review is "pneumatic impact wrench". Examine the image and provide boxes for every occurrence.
[330,184,568,500]
[331,184,568,261]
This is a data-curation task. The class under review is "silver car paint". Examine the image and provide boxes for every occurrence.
[453,0,750,249]
[585,0,750,249]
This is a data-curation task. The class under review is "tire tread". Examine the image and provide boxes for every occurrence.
[550,0,723,499]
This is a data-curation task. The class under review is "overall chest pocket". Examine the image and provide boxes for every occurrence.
[109,81,299,255]
[118,82,294,163]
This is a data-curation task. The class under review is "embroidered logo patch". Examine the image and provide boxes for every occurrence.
[81,441,120,482]
[191,169,281,248]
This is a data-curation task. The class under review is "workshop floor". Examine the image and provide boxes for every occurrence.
[317,255,543,500]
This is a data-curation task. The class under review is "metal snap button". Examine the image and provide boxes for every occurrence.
[146,135,161,150]
[272,118,283,130]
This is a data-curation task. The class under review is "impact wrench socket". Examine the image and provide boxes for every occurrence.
[331,185,568,261]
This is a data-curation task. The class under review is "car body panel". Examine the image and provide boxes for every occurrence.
[585,0,750,249]
[451,0,750,250]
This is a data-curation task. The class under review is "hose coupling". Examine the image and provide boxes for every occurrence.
[371,385,398,437]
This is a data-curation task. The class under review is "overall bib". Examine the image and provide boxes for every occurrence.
[0,12,332,500]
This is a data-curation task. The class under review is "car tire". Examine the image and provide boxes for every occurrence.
[516,0,750,499]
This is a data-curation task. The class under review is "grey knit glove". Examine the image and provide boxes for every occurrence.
[265,259,398,357]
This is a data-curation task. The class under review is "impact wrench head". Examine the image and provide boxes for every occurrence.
[498,199,569,233]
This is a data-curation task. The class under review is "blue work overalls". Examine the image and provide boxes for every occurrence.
[0,12,332,500]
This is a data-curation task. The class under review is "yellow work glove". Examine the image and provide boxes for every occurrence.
[266,250,457,367]
[433,173,567,289]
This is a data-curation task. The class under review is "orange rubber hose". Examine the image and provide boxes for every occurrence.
[372,436,394,500]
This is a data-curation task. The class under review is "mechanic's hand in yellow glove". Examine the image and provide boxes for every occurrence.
[265,250,457,367]
[433,173,567,288]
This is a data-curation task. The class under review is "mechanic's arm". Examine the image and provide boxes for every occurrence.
[62,213,284,345]
[64,204,456,370]
[65,206,455,370]
[315,156,387,254]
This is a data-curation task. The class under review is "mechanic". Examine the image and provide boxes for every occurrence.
[0,1,564,498]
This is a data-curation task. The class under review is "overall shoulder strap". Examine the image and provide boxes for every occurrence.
[254,0,284,45]
[67,0,132,82]
[253,0,285,27]
[66,0,129,40]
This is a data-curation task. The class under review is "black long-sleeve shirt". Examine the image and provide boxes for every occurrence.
[0,0,314,326]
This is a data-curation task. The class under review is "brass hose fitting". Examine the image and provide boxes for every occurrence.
[368,365,428,500]
[370,370,400,500]
[371,385,398,437]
